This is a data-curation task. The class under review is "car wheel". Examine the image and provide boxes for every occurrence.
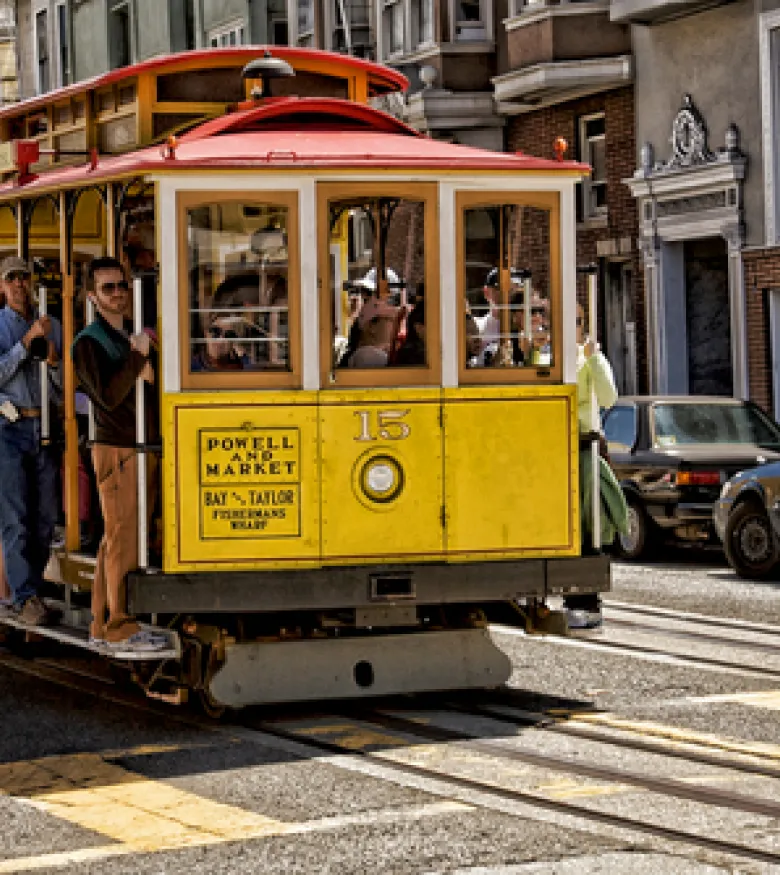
[616,497,653,561]
[724,500,779,580]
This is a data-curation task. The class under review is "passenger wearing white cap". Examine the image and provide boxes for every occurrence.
[0,255,62,626]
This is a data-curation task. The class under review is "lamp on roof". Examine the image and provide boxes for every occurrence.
[241,51,295,100]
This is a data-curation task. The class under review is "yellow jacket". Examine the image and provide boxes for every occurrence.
[577,345,618,433]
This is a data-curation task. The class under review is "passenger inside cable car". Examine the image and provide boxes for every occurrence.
[329,196,426,372]
[186,202,291,375]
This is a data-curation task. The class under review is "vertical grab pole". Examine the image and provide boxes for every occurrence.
[86,298,96,443]
[588,269,601,552]
[134,277,148,570]
[38,285,50,444]
[522,272,532,360]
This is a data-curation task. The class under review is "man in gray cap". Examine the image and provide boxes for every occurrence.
[0,255,62,626]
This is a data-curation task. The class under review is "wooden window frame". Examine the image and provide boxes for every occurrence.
[178,190,301,391]
[318,181,440,389]
[457,190,562,386]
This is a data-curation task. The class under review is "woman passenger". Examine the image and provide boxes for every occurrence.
[394,300,425,366]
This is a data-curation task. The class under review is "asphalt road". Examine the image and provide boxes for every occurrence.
[1,554,780,874]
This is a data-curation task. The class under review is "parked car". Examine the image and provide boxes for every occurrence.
[602,397,780,560]
[714,460,780,579]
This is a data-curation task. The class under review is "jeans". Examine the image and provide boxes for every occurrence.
[0,418,57,607]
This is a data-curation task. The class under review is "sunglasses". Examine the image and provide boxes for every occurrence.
[6,272,29,283]
[98,281,130,293]
[208,327,238,340]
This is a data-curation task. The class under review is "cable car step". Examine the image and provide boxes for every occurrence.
[0,609,180,662]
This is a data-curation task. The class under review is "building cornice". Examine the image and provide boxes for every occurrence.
[492,54,632,112]
[503,0,610,33]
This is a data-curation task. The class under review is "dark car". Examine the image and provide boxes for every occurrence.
[602,397,780,560]
[714,460,780,579]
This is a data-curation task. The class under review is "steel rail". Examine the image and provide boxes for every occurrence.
[251,714,780,868]
[603,615,780,655]
[444,700,780,778]
[571,635,780,680]
[2,649,780,866]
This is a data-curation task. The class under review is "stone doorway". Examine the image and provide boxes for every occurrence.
[684,238,732,396]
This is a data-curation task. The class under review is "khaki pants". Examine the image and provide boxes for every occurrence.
[91,446,158,642]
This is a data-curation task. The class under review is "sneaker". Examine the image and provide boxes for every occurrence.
[567,609,603,630]
[0,600,18,619]
[18,596,60,627]
[104,630,169,653]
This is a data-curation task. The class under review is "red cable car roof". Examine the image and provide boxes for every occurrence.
[0,98,588,196]
[0,47,409,122]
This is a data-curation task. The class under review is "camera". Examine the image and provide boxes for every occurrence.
[29,336,49,361]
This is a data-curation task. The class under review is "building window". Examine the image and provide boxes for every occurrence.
[579,113,607,221]
[382,0,404,56]
[35,9,49,94]
[296,0,314,46]
[331,0,372,56]
[56,2,69,87]
[454,0,485,40]
[109,3,133,70]
[209,20,246,47]
[272,18,289,44]
[411,0,433,46]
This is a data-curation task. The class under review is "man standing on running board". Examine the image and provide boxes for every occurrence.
[71,256,166,653]
[0,256,62,626]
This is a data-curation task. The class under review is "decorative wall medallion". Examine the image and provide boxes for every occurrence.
[668,94,714,169]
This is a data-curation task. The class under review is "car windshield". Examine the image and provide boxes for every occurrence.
[652,403,780,448]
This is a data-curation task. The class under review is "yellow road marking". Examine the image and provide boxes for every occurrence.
[570,713,780,762]
[0,799,470,872]
[287,722,413,751]
[0,752,290,854]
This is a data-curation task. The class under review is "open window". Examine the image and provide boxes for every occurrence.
[179,192,300,390]
[458,191,561,384]
[318,182,440,388]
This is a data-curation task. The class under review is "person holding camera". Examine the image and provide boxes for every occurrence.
[0,256,62,626]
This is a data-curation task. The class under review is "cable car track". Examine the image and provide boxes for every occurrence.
[5,649,780,866]
[250,712,780,868]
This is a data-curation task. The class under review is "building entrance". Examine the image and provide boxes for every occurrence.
[684,238,732,396]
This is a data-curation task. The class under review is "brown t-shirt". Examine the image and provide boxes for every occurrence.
[72,315,159,448]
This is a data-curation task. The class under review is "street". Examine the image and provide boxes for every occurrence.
[1,554,779,874]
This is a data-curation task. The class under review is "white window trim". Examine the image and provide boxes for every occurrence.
[208,18,246,48]
[506,0,608,24]
[760,10,780,246]
[376,0,436,60]
[108,0,137,68]
[448,0,492,43]
[579,111,607,221]
[382,0,405,60]
[33,1,50,96]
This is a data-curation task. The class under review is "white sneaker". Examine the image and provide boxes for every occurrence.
[567,609,603,630]
[105,630,169,653]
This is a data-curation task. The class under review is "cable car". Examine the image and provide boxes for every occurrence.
[0,47,609,711]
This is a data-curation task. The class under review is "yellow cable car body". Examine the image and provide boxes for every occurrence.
[0,48,608,708]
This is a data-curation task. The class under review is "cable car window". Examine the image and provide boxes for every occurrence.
[320,183,439,387]
[180,193,299,389]
[458,193,561,384]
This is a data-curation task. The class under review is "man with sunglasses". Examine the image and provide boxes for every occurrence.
[0,256,62,626]
[72,256,166,652]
